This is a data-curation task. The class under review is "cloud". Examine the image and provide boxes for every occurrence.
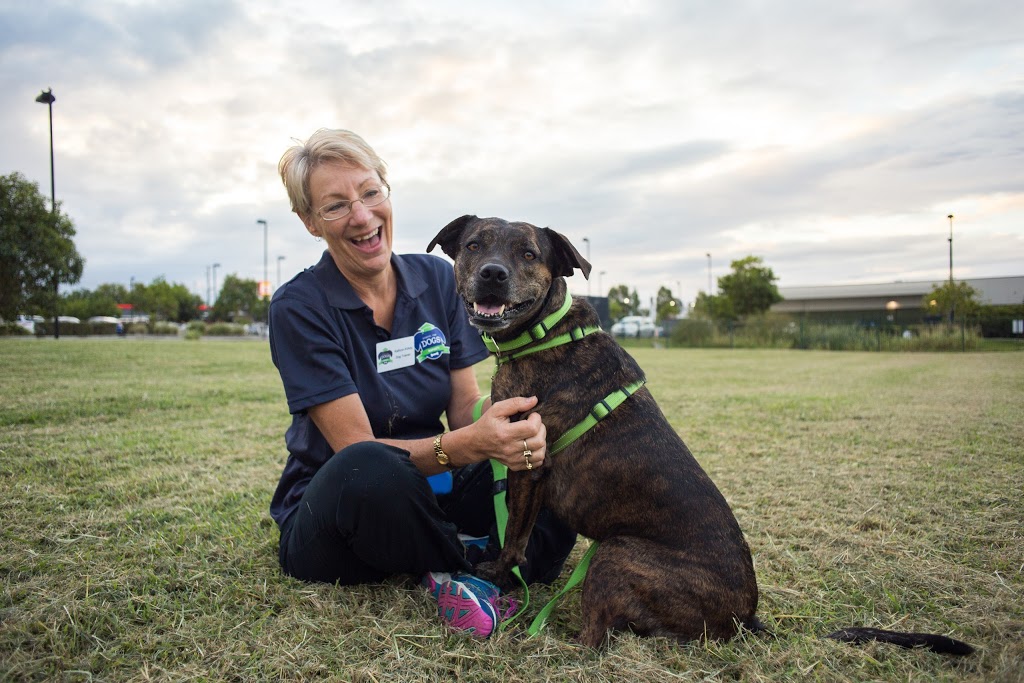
[0,0,1021,308]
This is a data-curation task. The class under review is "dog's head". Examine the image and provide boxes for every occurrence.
[428,215,591,337]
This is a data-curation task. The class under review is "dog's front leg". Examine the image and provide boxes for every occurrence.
[475,470,546,591]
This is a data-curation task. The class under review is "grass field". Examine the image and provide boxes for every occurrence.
[1,338,1022,682]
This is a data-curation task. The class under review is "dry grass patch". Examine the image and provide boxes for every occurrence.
[1,340,1021,681]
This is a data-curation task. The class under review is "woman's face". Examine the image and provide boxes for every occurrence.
[302,161,393,283]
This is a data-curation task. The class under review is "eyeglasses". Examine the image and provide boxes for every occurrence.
[316,184,391,221]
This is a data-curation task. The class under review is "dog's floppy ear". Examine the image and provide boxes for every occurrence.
[542,227,592,280]
[428,215,478,260]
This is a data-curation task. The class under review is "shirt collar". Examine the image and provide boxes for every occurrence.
[312,250,427,310]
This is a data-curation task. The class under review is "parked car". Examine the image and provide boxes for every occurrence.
[611,315,657,338]
[13,315,42,333]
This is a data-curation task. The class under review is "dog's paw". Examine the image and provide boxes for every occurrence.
[473,560,516,591]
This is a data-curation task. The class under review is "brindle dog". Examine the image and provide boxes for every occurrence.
[429,215,759,646]
[428,215,974,655]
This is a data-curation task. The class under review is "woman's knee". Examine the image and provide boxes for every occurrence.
[316,441,425,510]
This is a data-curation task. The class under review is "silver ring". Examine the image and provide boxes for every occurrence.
[523,441,533,470]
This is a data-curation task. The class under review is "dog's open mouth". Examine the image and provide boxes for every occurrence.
[468,297,535,328]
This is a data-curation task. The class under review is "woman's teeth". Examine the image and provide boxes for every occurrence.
[352,228,379,243]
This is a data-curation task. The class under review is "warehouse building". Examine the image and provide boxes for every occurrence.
[771,276,1024,325]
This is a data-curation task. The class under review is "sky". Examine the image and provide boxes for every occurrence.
[2,0,1022,311]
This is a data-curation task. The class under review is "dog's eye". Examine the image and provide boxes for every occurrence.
[467,242,480,252]
[524,251,536,261]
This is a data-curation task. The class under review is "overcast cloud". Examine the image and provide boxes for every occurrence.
[2,0,1021,309]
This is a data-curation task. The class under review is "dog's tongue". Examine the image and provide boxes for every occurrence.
[474,302,505,316]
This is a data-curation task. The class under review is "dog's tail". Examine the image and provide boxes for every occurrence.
[825,627,974,656]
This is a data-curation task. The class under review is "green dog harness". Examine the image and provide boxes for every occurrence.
[474,297,647,636]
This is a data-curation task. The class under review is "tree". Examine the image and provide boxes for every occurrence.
[61,283,128,320]
[655,286,681,323]
[717,256,782,319]
[607,284,640,321]
[61,288,119,320]
[0,172,84,321]
[61,279,202,322]
[213,274,261,322]
[923,281,980,323]
[691,291,735,322]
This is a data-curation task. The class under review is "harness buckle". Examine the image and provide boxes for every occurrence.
[590,399,613,422]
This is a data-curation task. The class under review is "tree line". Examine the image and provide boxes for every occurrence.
[606,256,785,324]
[4,169,990,332]
[58,275,267,324]
[2,172,265,326]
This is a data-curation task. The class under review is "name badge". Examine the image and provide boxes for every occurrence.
[376,336,416,373]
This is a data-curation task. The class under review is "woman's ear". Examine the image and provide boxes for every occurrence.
[300,213,320,239]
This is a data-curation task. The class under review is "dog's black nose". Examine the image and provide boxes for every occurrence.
[479,263,509,283]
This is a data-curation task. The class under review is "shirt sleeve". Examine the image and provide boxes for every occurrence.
[269,290,359,415]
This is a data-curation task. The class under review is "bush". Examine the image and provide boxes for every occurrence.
[0,322,31,336]
[184,328,202,341]
[124,322,149,335]
[669,319,715,347]
[730,314,794,349]
[88,321,119,336]
[151,322,181,336]
[205,322,246,336]
[792,322,980,351]
[34,321,85,336]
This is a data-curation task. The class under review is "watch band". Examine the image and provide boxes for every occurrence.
[433,433,454,468]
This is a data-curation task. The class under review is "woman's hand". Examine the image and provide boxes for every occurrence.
[471,396,546,472]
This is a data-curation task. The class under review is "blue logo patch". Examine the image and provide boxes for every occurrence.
[415,322,450,362]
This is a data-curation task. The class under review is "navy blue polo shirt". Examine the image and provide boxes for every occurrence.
[267,250,490,528]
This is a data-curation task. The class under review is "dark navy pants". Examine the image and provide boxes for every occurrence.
[278,442,576,586]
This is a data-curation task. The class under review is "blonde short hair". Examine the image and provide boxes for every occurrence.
[278,128,388,217]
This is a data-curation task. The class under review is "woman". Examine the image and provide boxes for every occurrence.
[268,128,576,638]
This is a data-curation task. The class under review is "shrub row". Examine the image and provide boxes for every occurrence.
[668,316,982,351]
[21,321,252,338]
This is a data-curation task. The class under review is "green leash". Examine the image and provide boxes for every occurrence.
[475,378,645,635]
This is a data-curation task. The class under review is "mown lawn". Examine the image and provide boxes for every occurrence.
[1,338,1021,681]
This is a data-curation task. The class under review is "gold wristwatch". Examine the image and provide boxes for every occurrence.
[433,433,454,468]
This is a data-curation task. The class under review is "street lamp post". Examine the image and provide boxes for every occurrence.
[706,253,712,295]
[947,214,954,324]
[599,270,606,296]
[212,262,221,312]
[257,219,268,296]
[35,88,58,339]
[256,219,269,336]
[277,255,285,291]
[947,214,954,283]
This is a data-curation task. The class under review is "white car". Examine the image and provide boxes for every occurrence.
[611,316,657,338]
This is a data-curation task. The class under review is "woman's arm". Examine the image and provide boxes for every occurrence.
[445,365,488,431]
[308,379,546,475]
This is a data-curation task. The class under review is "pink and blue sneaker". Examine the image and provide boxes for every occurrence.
[424,571,518,639]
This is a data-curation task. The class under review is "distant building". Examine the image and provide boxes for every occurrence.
[772,276,1024,325]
